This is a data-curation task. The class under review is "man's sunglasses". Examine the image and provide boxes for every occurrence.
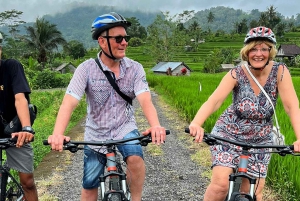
[102,35,131,43]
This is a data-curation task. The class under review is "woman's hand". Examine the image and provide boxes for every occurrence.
[189,123,205,143]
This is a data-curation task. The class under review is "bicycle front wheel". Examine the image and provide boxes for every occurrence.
[4,174,24,201]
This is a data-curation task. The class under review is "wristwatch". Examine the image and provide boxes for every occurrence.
[22,126,35,134]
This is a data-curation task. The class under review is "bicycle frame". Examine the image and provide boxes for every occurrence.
[100,146,130,201]
[226,150,257,201]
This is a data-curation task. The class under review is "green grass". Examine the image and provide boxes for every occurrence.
[145,72,300,200]
[30,90,87,167]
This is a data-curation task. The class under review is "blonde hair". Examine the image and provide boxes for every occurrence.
[240,40,277,61]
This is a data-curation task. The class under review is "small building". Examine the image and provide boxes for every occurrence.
[54,62,76,74]
[151,62,192,76]
[276,44,300,63]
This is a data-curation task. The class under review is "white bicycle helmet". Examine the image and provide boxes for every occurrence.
[244,26,276,45]
[91,12,131,40]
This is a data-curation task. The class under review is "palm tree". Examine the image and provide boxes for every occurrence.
[23,17,67,65]
[206,11,215,32]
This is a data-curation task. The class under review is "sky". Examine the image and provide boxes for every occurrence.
[0,0,299,23]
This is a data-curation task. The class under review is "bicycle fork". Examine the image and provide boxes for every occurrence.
[227,154,256,201]
[100,152,129,201]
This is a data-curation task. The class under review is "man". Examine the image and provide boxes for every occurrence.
[0,32,38,200]
[47,12,166,201]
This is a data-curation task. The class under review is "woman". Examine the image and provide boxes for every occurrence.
[188,26,300,201]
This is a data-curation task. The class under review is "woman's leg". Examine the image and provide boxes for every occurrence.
[204,166,233,201]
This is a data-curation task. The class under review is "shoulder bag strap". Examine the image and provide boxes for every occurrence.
[94,58,132,105]
[244,63,280,132]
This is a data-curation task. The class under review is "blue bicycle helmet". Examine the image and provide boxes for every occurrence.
[244,26,276,45]
[91,12,131,40]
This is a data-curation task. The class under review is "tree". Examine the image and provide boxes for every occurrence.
[126,17,147,39]
[266,5,281,29]
[64,40,86,59]
[258,13,269,27]
[275,22,286,38]
[207,11,215,31]
[188,21,202,50]
[23,18,67,66]
[0,9,25,39]
[147,11,190,62]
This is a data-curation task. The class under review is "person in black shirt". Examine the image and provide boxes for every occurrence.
[0,32,38,200]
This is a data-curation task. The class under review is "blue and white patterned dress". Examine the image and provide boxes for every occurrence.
[210,62,284,177]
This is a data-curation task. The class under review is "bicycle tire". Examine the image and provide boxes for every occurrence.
[227,192,254,201]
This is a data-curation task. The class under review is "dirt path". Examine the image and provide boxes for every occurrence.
[34,91,209,200]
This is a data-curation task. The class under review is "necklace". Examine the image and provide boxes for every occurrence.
[249,65,266,71]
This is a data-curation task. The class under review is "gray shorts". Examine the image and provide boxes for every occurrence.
[5,143,34,173]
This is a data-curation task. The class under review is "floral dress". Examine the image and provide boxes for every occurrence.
[210,62,284,178]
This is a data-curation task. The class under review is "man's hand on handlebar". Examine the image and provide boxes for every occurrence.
[142,126,166,145]
[188,123,205,143]
[11,132,34,148]
[47,134,70,152]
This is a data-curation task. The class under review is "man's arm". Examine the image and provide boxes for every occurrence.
[136,91,166,145]
[48,94,80,151]
[12,93,33,147]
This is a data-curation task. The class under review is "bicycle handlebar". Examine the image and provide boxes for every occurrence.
[184,128,297,156]
[0,138,19,149]
[43,130,170,152]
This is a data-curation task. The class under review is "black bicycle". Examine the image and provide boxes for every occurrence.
[185,128,299,201]
[43,130,170,201]
[0,138,25,201]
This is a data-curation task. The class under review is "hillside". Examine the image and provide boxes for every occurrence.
[43,6,160,49]
[2,4,300,49]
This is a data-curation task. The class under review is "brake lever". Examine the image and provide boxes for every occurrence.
[140,135,152,146]
[64,143,79,153]
[203,135,217,146]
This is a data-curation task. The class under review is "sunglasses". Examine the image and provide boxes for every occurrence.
[102,35,131,43]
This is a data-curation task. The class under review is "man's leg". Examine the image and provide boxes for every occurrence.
[81,145,106,201]
[81,188,98,201]
[126,156,145,201]
[19,172,38,201]
[117,130,145,201]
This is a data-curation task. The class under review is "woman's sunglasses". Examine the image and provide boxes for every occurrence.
[102,35,131,43]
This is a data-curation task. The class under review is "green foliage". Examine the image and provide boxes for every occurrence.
[30,69,72,89]
[30,90,87,166]
[126,17,147,39]
[202,48,230,73]
[129,37,144,47]
[22,17,67,65]
[64,40,86,59]
[0,9,25,39]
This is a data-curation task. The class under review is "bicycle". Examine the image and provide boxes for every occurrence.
[43,130,170,201]
[185,128,299,201]
[0,138,25,201]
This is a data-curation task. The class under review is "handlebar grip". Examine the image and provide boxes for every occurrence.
[185,128,190,133]
[43,140,49,145]
[166,129,170,135]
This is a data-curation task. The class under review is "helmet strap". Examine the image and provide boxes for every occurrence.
[102,30,120,62]
[247,60,269,71]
